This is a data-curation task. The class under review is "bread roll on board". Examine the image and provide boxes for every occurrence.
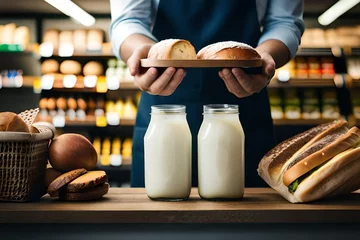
[148,39,197,59]
[0,112,30,132]
[142,39,262,69]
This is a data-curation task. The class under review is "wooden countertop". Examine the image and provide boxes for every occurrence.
[1,188,360,224]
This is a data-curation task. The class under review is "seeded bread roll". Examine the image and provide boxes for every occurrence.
[197,41,261,60]
[148,39,197,59]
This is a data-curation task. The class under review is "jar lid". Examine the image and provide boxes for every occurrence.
[151,105,186,114]
[203,104,239,114]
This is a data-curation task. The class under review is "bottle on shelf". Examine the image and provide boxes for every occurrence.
[110,137,122,167]
[269,89,283,119]
[322,89,340,119]
[123,96,137,119]
[302,89,321,119]
[284,89,301,119]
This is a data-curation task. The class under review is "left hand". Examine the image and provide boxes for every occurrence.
[219,51,276,98]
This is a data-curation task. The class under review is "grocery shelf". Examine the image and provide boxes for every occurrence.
[296,47,334,56]
[40,43,114,58]
[268,78,335,88]
[35,115,136,127]
[273,118,341,126]
[7,76,138,91]
[96,164,132,172]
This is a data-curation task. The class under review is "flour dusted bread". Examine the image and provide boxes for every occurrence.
[197,41,261,60]
[0,112,29,132]
[148,39,197,59]
[258,120,360,203]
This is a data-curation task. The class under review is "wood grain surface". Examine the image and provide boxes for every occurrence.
[1,188,360,224]
[140,59,262,68]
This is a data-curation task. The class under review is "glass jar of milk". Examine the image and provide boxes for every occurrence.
[144,105,192,201]
[198,104,245,200]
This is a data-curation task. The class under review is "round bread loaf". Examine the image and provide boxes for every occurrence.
[0,112,29,132]
[197,41,261,60]
[148,39,197,59]
[60,60,82,75]
[83,61,104,76]
[41,59,59,74]
[49,134,98,172]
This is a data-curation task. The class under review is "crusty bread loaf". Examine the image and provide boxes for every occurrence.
[197,41,261,60]
[83,61,104,76]
[148,39,197,59]
[41,59,59,74]
[0,112,30,132]
[60,60,82,75]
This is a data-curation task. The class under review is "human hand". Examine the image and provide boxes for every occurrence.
[127,44,187,96]
[218,51,275,98]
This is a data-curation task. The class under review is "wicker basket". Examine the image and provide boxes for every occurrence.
[0,125,54,202]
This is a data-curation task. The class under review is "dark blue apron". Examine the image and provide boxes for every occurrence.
[132,0,275,187]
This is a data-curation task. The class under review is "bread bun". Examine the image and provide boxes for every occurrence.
[83,61,103,76]
[49,133,98,172]
[43,29,59,48]
[73,29,87,51]
[60,60,82,75]
[13,26,30,46]
[56,97,67,110]
[67,97,77,110]
[197,41,261,60]
[39,98,48,109]
[148,39,197,59]
[0,112,29,132]
[41,59,59,74]
[59,30,73,44]
[47,98,57,110]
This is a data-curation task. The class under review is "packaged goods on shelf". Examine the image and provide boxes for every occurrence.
[106,59,134,83]
[352,92,360,119]
[269,89,283,119]
[347,58,360,80]
[284,89,301,119]
[93,137,133,167]
[302,89,321,119]
[301,26,360,48]
[322,89,340,119]
[0,23,30,48]
[0,69,24,88]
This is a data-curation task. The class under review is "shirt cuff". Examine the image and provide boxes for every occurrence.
[110,21,158,60]
[258,26,301,59]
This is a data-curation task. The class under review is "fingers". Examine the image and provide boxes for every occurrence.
[220,68,249,98]
[127,44,153,76]
[231,68,264,93]
[134,67,159,91]
[134,67,186,96]
[160,69,186,96]
[147,67,177,95]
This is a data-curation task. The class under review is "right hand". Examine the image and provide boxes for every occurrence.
[127,44,187,96]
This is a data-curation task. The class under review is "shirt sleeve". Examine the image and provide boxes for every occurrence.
[109,0,158,59]
[258,0,305,58]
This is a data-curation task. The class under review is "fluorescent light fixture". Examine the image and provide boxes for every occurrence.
[318,0,360,26]
[45,0,96,27]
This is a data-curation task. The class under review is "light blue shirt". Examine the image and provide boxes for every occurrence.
[110,0,304,60]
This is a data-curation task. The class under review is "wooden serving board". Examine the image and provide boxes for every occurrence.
[140,59,262,68]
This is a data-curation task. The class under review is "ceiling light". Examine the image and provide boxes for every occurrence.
[318,0,360,26]
[45,0,96,27]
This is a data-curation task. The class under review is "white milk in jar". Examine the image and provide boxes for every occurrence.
[144,105,192,201]
[198,104,245,200]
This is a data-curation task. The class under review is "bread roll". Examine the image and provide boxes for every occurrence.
[83,61,104,76]
[87,29,104,50]
[197,41,261,60]
[13,26,30,46]
[73,29,87,51]
[65,171,108,192]
[1,23,16,44]
[60,60,82,75]
[0,112,29,132]
[43,29,59,48]
[148,39,197,59]
[41,59,59,74]
[59,182,109,201]
[59,30,73,44]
